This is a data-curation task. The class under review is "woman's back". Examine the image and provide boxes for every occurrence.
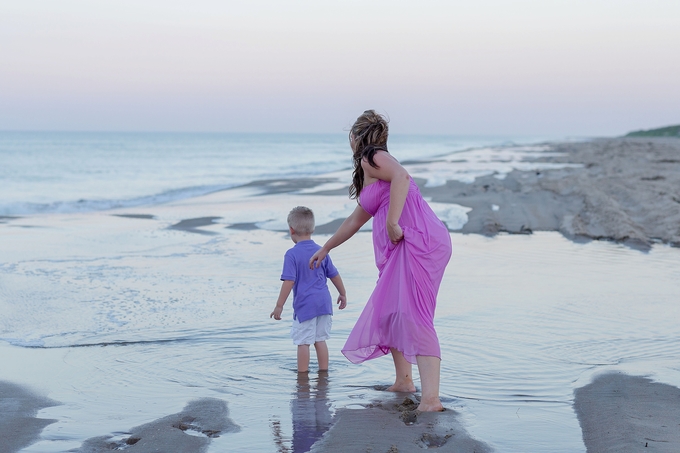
[359,178,450,273]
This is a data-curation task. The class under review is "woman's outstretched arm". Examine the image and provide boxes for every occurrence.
[363,152,410,243]
[309,204,371,268]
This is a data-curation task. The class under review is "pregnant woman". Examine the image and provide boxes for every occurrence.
[310,110,452,412]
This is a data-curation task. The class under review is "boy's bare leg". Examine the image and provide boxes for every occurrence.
[415,355,444,412]
[297,344,311,373]
[387,348,416,392]
[314,341,329,371]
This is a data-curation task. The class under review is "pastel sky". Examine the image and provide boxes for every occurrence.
[1,0,679,135]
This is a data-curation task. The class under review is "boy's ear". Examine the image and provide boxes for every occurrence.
[289,227,295,235]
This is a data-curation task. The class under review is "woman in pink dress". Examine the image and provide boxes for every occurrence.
[310,110,452,412]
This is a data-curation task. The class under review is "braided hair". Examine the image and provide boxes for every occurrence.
[349,110,389,200]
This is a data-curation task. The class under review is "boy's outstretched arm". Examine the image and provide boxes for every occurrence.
[271,280,294,320]
[330,275,347,310]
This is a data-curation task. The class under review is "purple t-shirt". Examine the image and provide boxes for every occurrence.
[281,240,339,323]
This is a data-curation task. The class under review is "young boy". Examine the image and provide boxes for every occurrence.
[270,206,347,373]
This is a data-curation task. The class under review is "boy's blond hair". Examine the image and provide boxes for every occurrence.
[287,206,315,235]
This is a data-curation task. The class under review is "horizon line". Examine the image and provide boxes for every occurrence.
[0,129,598,139]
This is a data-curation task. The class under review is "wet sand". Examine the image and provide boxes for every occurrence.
[317,373,680,453]
[229,137,680,250]
[168,216,222,235]
[74,398,239,453]
[311,395,492,453]
[0,383,239,453]
[0,381,58,453]
[574,373,680,453]
[421,137,680,250]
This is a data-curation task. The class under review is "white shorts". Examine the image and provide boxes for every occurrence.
[290,314,332,346]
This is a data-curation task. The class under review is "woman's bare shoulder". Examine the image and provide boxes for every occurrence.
[361,150,397,167]
[361,150,408,182]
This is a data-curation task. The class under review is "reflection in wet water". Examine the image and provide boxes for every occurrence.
[1,220,679,452]
[269,372,333,453]
[291,372,332,453]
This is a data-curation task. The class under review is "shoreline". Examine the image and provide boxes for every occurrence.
[2,136,680,452]
[0,381,58,453]
[212,137,680,250]
[574,373,680,452]
[421,137,680,250]
[6,372,680,452]
[310,394,492,453]
[76,398,239,453]
[3,137,678,251]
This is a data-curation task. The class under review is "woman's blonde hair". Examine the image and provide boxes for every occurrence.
[349,110,389,200]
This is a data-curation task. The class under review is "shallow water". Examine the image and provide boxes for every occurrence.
[2,133,678,452]
[1,193,679,452]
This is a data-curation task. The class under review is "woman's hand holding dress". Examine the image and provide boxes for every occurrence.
[362,152,410,245]
[387,221,404,244]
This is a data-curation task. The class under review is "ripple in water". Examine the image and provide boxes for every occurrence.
[2,228,679,452]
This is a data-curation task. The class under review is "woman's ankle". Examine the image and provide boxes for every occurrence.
[417,395,443,412]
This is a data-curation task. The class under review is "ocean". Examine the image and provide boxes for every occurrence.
[0,132,531,217]
[1,132,679,452]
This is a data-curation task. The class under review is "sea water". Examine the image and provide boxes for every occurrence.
[1,132,679,452]
[0,132,534,216]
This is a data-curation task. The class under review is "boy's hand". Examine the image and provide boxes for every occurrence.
[337,294,347,310]
[270,306,283,320]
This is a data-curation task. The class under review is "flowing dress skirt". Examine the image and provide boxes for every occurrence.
[342,179,452,365]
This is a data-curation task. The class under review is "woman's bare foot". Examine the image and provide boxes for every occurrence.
[389,349,416,392]
[416,397,444,412]
[387,379,416,393]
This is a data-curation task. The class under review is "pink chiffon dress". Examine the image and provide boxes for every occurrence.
[342,177,452,365]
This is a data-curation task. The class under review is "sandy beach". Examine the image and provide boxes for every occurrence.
[420,137,680,250]
[76,398,239,453]
[575,373,680,453]
[309,394,493,453]
[1,137,679,452]
[0,382,57,453]
[226,137,680,250]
